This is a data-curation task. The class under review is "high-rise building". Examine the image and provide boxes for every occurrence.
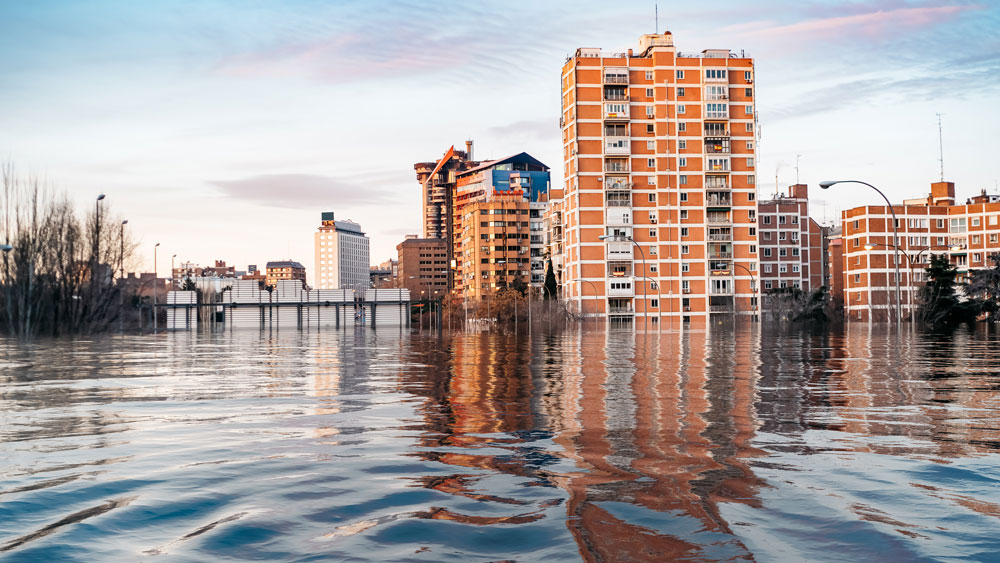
[314,212,370,290]
[841,181,1000,321]
[415,143,479,291]
[556,31,758,325]
[453,152,550,298]
[757,184,825,293]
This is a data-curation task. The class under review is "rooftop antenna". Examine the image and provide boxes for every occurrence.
[655,3,658,32]
[774,165,780,199]
[936,113,945,181]
[795,154,801,184]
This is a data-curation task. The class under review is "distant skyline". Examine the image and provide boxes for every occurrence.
[2,0,998,286]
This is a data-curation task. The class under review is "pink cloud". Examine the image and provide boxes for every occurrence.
[724,5,980,40]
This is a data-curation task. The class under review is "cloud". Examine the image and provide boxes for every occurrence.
[724,4,979,41]
[208,173,397,209]
[486,119,559,142]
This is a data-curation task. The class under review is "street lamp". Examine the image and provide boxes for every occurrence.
[732,262,757,320]
[599,234,647,327]
[153,242,160,332]
[821,180,901,326]
[172,254,177,290]
[94,194,105,288]
[865,241,963,323]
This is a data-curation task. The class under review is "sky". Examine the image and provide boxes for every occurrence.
[2,0,998,285]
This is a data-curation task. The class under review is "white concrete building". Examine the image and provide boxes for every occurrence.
[314,212,370,290]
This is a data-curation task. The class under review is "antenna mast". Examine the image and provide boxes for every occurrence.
[655,4,658,32]
[937,113,945,181]
[795,154,801,184]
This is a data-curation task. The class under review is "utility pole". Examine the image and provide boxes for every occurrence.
[937,113,945,182]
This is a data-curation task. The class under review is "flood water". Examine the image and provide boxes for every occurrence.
[1,324,999,561]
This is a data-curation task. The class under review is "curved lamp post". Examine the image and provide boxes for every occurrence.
[865,242,962,323]
[821,180,901,326]
[732,262,757,320]
[571,278,600,316]
[599,234,647,327]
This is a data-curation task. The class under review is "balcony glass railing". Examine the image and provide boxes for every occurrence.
[605,161,629,172]
[706,196,732,206]
[605,177,631,190]
[604,74,628,84]
[604,137,630,154]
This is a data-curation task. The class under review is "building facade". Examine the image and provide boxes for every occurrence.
[841,181,1000,321]
[266,260,306,288]
[453,152,550,298]
[314,212,370,290]
[757,184,824,293]
[396,236,448,300]
[556,31,758,324]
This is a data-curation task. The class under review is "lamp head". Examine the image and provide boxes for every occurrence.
[864,244,874,251]
[121,219,128,225]
[97,194,106,201]
[819,181,837,189]
[0,244,12,252]
[155,242,160,247]
[950,245,962,252]
[598,235,610,241]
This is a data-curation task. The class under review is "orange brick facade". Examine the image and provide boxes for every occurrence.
[555,31,758,324]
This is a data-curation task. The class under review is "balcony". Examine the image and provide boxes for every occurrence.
[706,157,730,172]
[708,229,732,241]
[604,136,630,155]
[603,103,630,120]
[603,86,628,101]
[605,195,631,207]
[607,278,635,297]
[609,306,634,315]
[707,212,732,225]
[603,71,629,84]
[705,138,730,154]
[606,208,632,226]
[604,176,631,190]
[705,176,729,190]
[606,241,633,259]
[710,267,732,276]
[706,194,732,207]
[607,261,633,278]
[704,124,729,137]
[705,103,729,120]
[710,286,734,296]
[709,304,732,312]
[709,250,733,259]
[605,160,629,173]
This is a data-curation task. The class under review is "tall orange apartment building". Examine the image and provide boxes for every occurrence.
[841,181,1000,321]
[556,31,758,324]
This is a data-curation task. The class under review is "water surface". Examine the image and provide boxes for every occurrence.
[1,325,999,561]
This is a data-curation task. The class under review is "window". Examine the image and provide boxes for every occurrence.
[745,105,753,115]
[681,227,689,237]
[744,87,752,97]
[744,71,752,81]
[764,281,772,290]
[764,264,772,273]
[746,157,754,167]
[991,216,998,225]
[676,70,685,80]
[706,69,727,79]
[646,106,655,117]
[937,219,945,229]
[648,211,657,223]
[682,280,690,292]
[648,193,656,202]
[678,122,686,132]
[974,253,982,262]
[680,210,688,220]
[679,140,687,150]
[792,248,800,256]
[748,175,755,185]
[763,248,772,257]
[854,274,861,283]
[991,234,998,244]
[648,176,655,185]
[649,228,657,237]
[645,70,653,80]
[748,192,755,201]
[746,123,754,132]
[747,140,754,150]
[682,245,689,254]
[647,123,654,133]
[853,220,860,229]
[763,231,771,240]
[682,262,690,273]
[779,232,786,240]
[678,104,686,114]
[763,216,772,225]
[680,192,688,202]
[972,217,981,227]
[651,298,659,307]
[779,265,788,273]
[677,87,685,97]
[705,103,728,118]
[647,158,656,168]
[679,157,687,167]
[779,248,787,257]
[680,174,688,185]
[749,245,756,254]
[972,235,981,244]
[646,140,655,150]
[646,87,654,97]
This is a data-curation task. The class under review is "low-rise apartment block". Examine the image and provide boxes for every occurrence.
[397,236,448,300]
[757,184,824,293]
[841,181,1000,321]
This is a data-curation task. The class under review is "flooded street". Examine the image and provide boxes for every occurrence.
[1,325,999,561]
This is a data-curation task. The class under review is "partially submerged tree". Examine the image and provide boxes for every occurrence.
[917,254,976,328]
[543,259,557,300]
[964,253,1000,320]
